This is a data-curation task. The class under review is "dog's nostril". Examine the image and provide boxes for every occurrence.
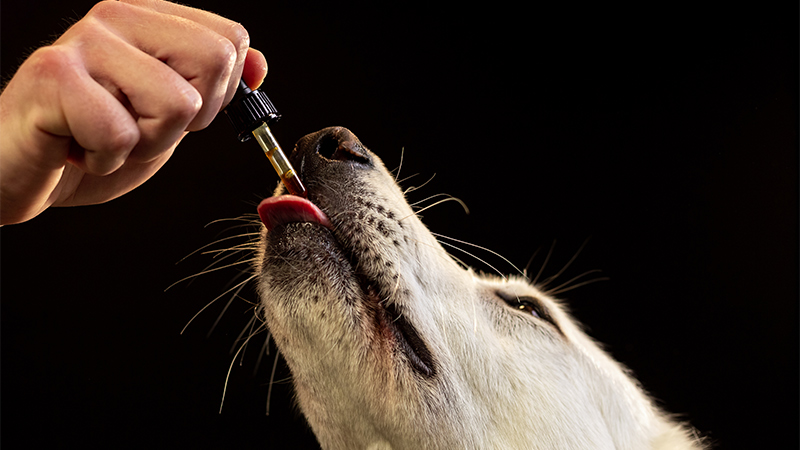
[316,134,339,160]
[314,131,371,165]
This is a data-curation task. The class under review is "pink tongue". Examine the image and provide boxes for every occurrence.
[257,195,332,232]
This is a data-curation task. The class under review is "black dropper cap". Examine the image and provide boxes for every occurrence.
[224,79,281,142]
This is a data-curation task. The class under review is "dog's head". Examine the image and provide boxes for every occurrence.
[254,127,699,449]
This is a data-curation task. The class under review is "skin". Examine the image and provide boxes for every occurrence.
[0,0,268,225]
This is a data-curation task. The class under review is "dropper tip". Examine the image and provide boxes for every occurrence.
[281,171,307,198]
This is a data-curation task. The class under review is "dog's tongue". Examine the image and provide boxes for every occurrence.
[257,195,332,232]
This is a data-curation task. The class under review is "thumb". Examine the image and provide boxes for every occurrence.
[242,48,268,90]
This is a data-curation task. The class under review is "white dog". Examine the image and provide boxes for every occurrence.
[253,127,704,449]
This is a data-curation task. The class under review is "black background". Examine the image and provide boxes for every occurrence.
[2,1,797,448]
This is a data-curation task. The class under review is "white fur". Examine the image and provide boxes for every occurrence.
[254,129,704,449]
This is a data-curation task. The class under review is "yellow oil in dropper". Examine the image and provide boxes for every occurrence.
[224,79,306,197]
[251,122,306,197]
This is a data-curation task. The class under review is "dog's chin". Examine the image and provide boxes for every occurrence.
[261,202,436,379]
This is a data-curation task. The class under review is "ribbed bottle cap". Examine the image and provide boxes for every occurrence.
[224,79,281,142]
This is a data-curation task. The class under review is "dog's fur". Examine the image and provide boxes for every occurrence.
[254,127,704,449]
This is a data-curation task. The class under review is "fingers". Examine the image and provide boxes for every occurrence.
[70,0,243,132]
[1,45,141,177]
[50,0,268,167]
[67,42,198,172]
[46,21,197,171]
[118,0,253,110]
[58,48,144,175]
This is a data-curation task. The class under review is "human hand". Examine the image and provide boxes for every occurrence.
[0,0,268,225]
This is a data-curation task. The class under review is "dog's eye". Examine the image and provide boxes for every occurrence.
[495,291,563,335]
[514,298,541,318]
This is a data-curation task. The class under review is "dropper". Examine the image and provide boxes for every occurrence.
[223,79,306,197]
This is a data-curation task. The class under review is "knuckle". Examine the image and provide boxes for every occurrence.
[166,85,203,124]
[85,0,125,21]
[25,46,77,79]
[105,123,139,156]
[198,22,248,77]
[226,21,250,53]
[211,37,238,71]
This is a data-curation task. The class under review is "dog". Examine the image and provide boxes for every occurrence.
[252,127,704,449]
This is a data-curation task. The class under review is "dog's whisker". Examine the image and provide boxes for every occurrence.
[539,238,591,288]
[254,329,272,377]
[180,273,257,335]
[207,271,253,338]
[523,247,543,279]
[219,322,266,414]
[202,248,258,260]
[231,314,259,358]
[204,214,260,228]
[432,232,524,278]
[435,238,508,280]
[392,147,405,183]
[269,376,294,385]
[176,232,260,264]
[448,254,471,271]
[254,303,268,325]
[407,193,465,210]
[399,196,469,222]
[471,286,478,333]
[265,349,281,416]
[543,269,606,296]
[174,231,259,281]
[547,275,611,296]
[166,258,258,292]
[402,172,436,195]
[397,172,421,187]
[228,315,256,356]
[532,240,556,286]
[202,242,260,258]
[204,249,257,271]
[401,234,475,273]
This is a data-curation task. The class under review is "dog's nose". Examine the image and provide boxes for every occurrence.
[291,126,373,167]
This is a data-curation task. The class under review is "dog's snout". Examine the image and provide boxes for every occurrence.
[294,127,372,167]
